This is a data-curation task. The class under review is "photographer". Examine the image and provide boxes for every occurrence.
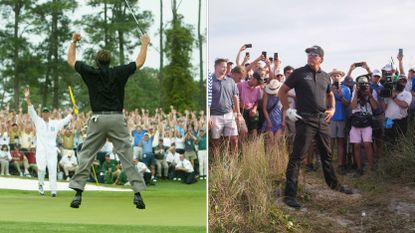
[350,75,378,176]
[384,75,412,144]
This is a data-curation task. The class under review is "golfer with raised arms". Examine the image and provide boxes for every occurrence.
[67,32,149,209]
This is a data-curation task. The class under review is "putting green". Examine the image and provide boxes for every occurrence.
[0,180,206,233]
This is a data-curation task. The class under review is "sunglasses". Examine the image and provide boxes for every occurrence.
[307,52,320,58]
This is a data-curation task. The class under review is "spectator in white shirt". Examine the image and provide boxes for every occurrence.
[384,75,412,143]
[59,153,78,181]
[0,144,12,175]
[165,145,180,180]
[175,154,196,184]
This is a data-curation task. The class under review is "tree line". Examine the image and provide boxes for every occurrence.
[0,0,206,113]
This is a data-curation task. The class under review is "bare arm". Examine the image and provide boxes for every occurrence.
[278,84,290,112]
[67,33,81,69]
[398,54,405,75]
[235,45,246,67]
[135,34,150,70]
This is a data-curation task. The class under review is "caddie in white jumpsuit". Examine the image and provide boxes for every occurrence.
[25,88,72,197]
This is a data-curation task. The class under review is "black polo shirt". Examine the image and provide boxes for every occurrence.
[75,61,136,112]
[284,65,331,113]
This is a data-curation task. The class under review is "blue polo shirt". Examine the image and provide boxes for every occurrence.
[142,138,153,154]
[332,84,351,121]
[132,130,146,146]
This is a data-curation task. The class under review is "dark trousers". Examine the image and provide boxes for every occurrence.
[385,117,408,144]
[284,116,339,198]
[176,170,197,184]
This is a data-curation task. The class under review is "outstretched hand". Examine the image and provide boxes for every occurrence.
[140,34,150,46]
[24,88,30,98]
[72,33,81,42]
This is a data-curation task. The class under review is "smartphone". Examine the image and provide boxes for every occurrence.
[269,57,273,62]
[355,62,364,67]
[245,52,250,57]
[274,52,278,60]
[399,48,403,57]
[262,51,267,58]
[245,43,252,48]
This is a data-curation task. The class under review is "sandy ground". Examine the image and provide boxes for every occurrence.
[0,176,129,192]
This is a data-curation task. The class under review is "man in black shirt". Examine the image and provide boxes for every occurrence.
[67,32,149,209]
[278,45,353,208]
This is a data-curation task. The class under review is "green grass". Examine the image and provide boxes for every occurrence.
[0,180,206,233]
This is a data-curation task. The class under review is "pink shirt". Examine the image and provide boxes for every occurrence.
[237,81,261,110]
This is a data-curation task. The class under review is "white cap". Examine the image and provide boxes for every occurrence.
[382,64,393,72]
[257,61,266,69]
[372,69,382,77]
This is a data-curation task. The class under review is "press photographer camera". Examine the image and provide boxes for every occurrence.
[355,74,371,98]
[379,72,394,98]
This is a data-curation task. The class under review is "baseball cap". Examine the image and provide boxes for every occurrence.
[382,64,393,72]
[305,45,324,57]
[42,107,50,113]
[372,69,382,77]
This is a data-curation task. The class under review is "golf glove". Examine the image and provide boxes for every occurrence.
[286,108,302,122]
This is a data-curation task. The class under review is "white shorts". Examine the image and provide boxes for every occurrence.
[210,112,238,139]
[330,121,346,138]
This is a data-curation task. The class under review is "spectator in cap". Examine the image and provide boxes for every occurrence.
[369,68,387,157]
[384,75,412,144]
[328,68,351,174]
[278,45,353,208]
[139,132,156,182]
[153,138,168,179]
[350,75,378,176]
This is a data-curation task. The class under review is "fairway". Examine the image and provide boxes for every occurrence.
[0,180,206,233]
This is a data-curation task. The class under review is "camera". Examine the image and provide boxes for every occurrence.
[245,43,252,48]
[333,81,340,89]
[355,62,364,67]
[274,52,278,60]
[379,75,394,98]
[356,74,370,97]
[262,51,267,58]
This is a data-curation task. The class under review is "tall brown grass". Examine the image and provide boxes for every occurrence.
[376,119,415,184]
[209,136,304,233]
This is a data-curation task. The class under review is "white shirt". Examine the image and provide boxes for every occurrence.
[174,137,185,150]
[175,159,194,173]
[165,151,180,164]
[136,162,150,173]
[59,155,78,166]
[385,90,412,119]
[0,150,12,160]
[28,105,72,148]
[163,137,172,148]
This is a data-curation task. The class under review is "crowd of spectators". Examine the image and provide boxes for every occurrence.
[209,45,415,176]
[0,106,207,185]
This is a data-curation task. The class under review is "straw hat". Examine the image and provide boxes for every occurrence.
[329,68,345,77]
[265,79,282,95]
